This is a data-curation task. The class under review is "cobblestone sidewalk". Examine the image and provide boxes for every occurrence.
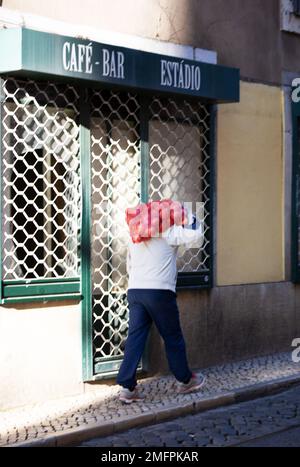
[1,352,300,447]
[79,383,300,447]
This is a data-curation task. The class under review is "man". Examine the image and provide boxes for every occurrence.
[116,200,206,404]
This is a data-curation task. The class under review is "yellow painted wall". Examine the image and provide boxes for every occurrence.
[217,81,284,286]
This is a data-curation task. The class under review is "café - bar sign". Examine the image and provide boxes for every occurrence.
[0,28,240,102]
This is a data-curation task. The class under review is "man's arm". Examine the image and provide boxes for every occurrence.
[163,208,205,248]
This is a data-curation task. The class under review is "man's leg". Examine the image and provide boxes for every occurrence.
[116,289,152,390]
[145,290,193,384]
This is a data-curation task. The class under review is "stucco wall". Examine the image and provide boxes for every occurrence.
[148,281,300,374]
[0,300,83,409]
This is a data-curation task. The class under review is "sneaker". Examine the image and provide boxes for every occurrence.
[177,372,206,394]
[119,387,146,404]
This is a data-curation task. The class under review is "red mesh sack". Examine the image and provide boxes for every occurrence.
[126,199,188,243]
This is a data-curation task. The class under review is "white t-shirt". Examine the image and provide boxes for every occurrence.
[127,213,204,293]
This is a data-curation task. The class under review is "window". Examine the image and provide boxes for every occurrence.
[0,77,81,302]
[87,90,213,376]
[148,96,212,287]
[292,0,300,16]
[0,77,213,376]
[281,0,300,34]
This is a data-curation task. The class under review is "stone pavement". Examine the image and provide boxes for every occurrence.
[79,383,300,447]
[1,351,300,447]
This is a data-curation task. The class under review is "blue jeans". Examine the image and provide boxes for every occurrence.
[116,288,192,390]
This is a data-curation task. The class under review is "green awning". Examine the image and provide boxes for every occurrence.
[0,27,239,102]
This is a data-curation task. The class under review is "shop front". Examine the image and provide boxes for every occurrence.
[0,27,239,389]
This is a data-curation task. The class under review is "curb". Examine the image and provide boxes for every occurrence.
[9,373,300,447]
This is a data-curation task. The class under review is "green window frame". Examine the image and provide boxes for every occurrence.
[146,95,215,289]
[0,77,214,382]
[81,90,215,381]
[292,97,300,283]
[0,77,82,303]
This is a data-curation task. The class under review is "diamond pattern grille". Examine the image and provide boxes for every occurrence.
[0,78,211,372]
[90,90,141,362]
[148,97,210,273]
[90,92,211,370]
[1,78,80,280]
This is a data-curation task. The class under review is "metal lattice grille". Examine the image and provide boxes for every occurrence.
[90,89,140,367]
[1,78,80,280]
[148,96,210,273]
[90,92,211,373]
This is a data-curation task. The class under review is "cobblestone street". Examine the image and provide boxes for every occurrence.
[2,352,300,446]
[79,384,300,447]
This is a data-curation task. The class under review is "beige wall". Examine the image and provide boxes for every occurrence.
[217,81,284,286]
[0,300,83,409]
[2,0,188,41]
